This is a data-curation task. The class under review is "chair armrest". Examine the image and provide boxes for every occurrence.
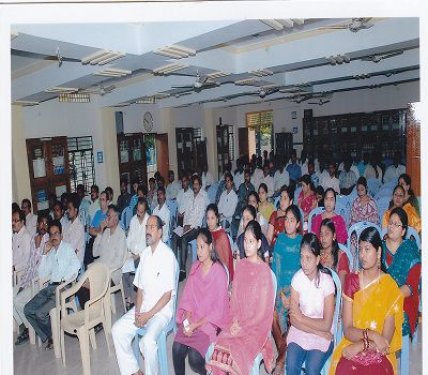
[60,276,85,309]
[84,283,110,324]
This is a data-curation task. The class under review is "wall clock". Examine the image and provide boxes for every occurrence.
[143,111,154,132]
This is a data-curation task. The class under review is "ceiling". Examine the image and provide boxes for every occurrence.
[11,17,419,109]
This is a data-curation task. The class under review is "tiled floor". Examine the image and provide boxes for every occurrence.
[14,289,422,375]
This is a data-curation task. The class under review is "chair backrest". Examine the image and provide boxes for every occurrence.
[207,182,219,204]
[308,206,325,233]
[376,196,391,224]
[294,185,302,204]
[338,243,354,273]
[335,200,351,227]
[171,258,180,332]
[274,196,280,209]
[271,270,277,308]
[78,207,90,228]
[325,267,342,346]
[85,263,110,317]
[367,178,382,197]
[120,206,133,231]
[347,221,382,271]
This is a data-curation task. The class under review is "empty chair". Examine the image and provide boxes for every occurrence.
[60,263,111,375]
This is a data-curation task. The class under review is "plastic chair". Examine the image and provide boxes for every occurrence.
[308,207,325,233]
[133,259,179,375]
[109,249,129,315]
[335,200,351,227]
[338,243,354,273]
[347,222,382,271]
[166,199,178,230]
[400,334,410,375]
[376,196,391,224]
[120,206,133,231]
[367,178,382,197]
[294,185,302,203]
[205,271,277,374]
[60,263,111,375]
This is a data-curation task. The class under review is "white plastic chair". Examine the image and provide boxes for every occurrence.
[308,207,325,233]
[109,249,128,315]
[60,263,111,375]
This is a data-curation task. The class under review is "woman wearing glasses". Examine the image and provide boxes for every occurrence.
[381,207,421,339]
[381,185,421,233]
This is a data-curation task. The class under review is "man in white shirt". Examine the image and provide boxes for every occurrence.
[321,161,340,194]
[384,151,406,183]
[201,164,215,190]
[123,197,150,306]
[63,196,86,266]
[274,161,290,194]
[175,175,207,280]
[152,187,170,244]
[12,209,32,281]
[52,200,69,229]
[176,174,193,227]
[87,184,101,222]
[233,159,245,191]
[112,215,177,375]
[251,160,264,191]
[165,170,181,200]
[24,220,81,349]
[217,173,238,225]
[260,164,275,199]
[14,213,50,345]
[21,199,37,237]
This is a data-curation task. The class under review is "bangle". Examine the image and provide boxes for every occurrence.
[363,328,369,351]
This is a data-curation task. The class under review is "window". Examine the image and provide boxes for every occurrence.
[67,136,95,193]
[246,110,274,157]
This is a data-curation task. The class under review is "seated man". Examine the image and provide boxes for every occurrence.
[14,213,50,345]
[176,173,193,227]
[13,209,32,280]
[217,172,238,226]
[21,198,38,237]
[112,215,177,375]
[63,196,86,266]
[165,170,181,200]
[77,204,127,308]
[24,220,81,349]
[152,186,170,244]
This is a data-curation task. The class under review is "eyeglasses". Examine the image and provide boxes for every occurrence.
[388,222,403,228]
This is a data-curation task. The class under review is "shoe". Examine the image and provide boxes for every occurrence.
[126,302,135,311]
[179,270,186,282]
[45,338,53,350]
[94,324,103,334]
[14,330,29,346]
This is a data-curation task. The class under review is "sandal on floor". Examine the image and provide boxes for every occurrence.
[14,331,29,346]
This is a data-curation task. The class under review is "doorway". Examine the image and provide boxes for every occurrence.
[144,133,169,181]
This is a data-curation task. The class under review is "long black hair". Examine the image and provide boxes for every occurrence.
[196,227,220,263]
[285,204,302,234]
[320,218,340,268]
[300,233,331,286]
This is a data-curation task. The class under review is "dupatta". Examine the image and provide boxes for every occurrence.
[329,273,403,375]
[206,259,275,375]
[176,261,229,341]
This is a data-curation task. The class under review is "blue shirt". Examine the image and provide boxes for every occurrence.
[286,163,302,182]
[91,209,107,229]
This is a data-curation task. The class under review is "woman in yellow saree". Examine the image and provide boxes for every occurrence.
[329,226,403,375]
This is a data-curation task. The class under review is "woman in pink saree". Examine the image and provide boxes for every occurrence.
[173,228,230,375]
[206,220,275,375]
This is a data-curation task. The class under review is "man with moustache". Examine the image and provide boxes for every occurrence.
[112,215,177,375]
[14,213,51,345]
[63,196,86,267]
[24,220,81,349]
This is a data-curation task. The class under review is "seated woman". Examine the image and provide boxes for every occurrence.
[350,176,379,226]
[206,204,234,281]
[329,227,403,375]
[398,173,420,216]
[286,233,335,375]
[382,185,421,233]
[271,205,303,374]
[310,188,348,244]
[173,228,229,375]
[206,221,275,375]
[236,191,269,237]
[258,183,275,226]
[267,185,293,247]
[297,174,318,224]
[319,218,350,288]
[382,207,421,339]
[235,205,270,261]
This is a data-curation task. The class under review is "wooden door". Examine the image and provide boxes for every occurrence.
[238,127,249,161]
[406,106,420,196]
[156,133,169,179]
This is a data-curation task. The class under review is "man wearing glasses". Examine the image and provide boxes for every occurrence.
[113,215,177,375]
[24,220,81,349]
